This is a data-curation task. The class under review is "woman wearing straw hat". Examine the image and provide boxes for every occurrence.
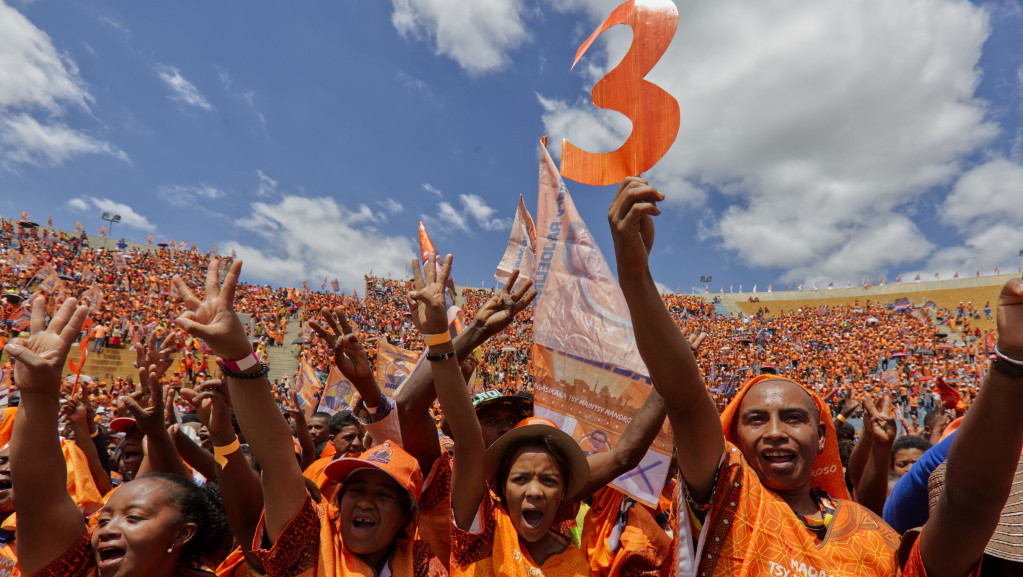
[407,254,593,576]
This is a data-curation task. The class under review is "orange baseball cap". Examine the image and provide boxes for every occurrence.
[324,441,423,503]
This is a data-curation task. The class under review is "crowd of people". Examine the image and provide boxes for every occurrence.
[0,172,1021,577]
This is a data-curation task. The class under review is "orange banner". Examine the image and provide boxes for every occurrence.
[560,0,680,186]
[493,195,537,291]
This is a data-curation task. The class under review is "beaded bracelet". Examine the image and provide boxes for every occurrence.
[219,361,270,379]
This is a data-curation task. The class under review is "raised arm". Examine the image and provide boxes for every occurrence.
[395,270,535,472]
[309,307,385,411]
[856,394,897,516]
[409,255,485,529]
[173,259,305,543]
[60,393,113,495]
[284,391,316,470]
[119,334,189,479]
[180,378,264,564]
[918,278,1023,577]
[6,297,88,574]
[609,177,723,501]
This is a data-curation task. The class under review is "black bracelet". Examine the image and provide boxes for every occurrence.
[993,357,1023,380]
[220,361,270,379]
[426,350,456,362]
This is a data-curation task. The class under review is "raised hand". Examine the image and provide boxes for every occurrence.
[59,393,94,431]
[4,297,87,396]
[407,254,453,336]
[173,259,251,361]
[608,176,663,277]
[863,394,897,445]
[898,414,924,437]
[179,379,234,439]
[473,269,537,340]
[996,278,1023,360]
[308,307,373,385]
[119,360,169,438]
[133,331,179,384]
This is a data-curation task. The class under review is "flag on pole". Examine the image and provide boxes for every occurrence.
[99,226,108,237]
[418,221,439,262]
[146,234,155,245]
[331,278,340,292]
[177,241,187,251]
[494,195,537,290]
[19,211,29,221]
[321,277,327,290]
[75,221,84,234]
[531,140,668,507]
[47,217,53,228]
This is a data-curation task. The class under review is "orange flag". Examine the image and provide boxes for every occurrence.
[931,377,961,410]
[560,0,680,186]
[418,221,438,263]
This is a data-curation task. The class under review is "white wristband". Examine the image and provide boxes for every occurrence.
[222,352,258,372]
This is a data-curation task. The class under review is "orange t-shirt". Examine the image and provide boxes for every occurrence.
[449,491,592,576]
[581,487,670,577]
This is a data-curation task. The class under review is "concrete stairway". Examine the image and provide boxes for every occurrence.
[265,317,303,384]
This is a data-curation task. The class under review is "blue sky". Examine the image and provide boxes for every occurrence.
[1,0,1021,293]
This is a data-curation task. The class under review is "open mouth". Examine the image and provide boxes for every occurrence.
[97,546,126,568]
[762,451,796,465]
[0,477,12,491]
[521,510,545,530]
[351,516,377,531]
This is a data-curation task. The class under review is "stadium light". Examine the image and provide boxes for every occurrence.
[100,212,122,249]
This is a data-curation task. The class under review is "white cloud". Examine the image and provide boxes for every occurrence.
[0,2,123,168]
[540,0,997,283]
[156,64,213,111]
[435,201,468,232]
[0,113,126,167]
[391,0,530,75]
[255,170,278,197]
[925,158,1023,274]
[380,198,404,214]
[423,183,443,197]
[460,193,509,231]
[156,183,226,207]
[424,194,510,234]
[64,196,155,231]
[229,195,413,290]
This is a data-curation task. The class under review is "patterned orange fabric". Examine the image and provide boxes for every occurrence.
[21,529,93,577]
[581,487,670,577]
[675,445,899,577]
[416,454,453,571]
[449,491,592,576]
[253,495,446,577]
[214,546,261,577]
[719,374,850,501]
[900,536,981,577]
[0,543,15,575]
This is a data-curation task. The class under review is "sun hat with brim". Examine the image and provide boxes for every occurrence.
[926,456,1023,563]
[109,417,138,433]
[484,417,589,501]
[470,389,533,420]
[324,441,423,504]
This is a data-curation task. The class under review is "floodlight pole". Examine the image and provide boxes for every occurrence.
[100,212,121,250]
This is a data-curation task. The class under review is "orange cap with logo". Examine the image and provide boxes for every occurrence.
[324,441,423,503]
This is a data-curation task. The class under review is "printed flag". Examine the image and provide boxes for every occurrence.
[75,221,84,234]
[531,141,669,507]
[47,217,53,228]
[331,278,340,292]
[19,211,28,221]
[81,284,104,312]
[375,341,420,397]
[113,253,127,269]
[494,195,537,290]
[316,366,353,415]
[321,277,327,290]
[295,359,322,408]
[177,241,187,251]
[38,271,64,294]
[99,226,108,238]
[147,234,155,245]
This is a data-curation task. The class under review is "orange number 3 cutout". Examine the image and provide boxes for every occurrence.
[560,0,680,187]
